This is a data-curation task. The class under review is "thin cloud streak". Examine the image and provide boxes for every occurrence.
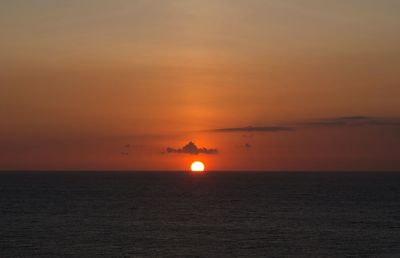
[212,126,294,133]
[206,116,400,137]
[303,116,400,128]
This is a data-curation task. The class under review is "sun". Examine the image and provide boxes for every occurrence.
[191,161,205,172]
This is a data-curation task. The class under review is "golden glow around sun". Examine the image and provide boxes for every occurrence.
[191,161,205,172]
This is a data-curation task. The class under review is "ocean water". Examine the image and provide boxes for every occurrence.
[1,171,400,257]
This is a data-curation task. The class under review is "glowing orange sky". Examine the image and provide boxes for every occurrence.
[1,1,400,170]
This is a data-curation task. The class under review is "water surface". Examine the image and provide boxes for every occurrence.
[1,171,400,257]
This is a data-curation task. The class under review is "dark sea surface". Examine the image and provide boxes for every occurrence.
[1,171,400,257]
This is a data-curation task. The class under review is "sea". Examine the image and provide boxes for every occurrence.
[1,171,400,257]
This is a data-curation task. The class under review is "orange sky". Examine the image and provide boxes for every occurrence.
[1,0,400,170]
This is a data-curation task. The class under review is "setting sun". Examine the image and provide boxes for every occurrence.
[191,161,205,172]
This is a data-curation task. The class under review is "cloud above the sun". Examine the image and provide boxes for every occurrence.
[166,141,218,155]
[162,116,400,156]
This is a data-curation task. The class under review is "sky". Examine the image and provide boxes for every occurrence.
[1,0,400,171]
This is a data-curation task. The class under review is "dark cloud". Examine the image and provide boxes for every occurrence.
[166,141,218,155]
[206,116,400,139]
[304,116,400,127]
[212,126,293,133]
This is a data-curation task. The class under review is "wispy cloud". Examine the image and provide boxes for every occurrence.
[166,141,218,155]
[304,116,400,128]
[206,116,400,136]
[212,126,293,133]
